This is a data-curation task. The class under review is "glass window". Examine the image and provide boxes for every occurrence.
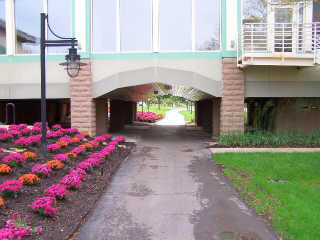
[242,0,267,23]
[48,0,72,53]
[92,0,117,52]
[120,0,151,51]
[0,0,6,54]
[195,0,220,51]
[226,0,237,50]
[160,0,192,51]
[15,0,43,54]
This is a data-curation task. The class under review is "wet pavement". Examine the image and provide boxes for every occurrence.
[76,124,278,240]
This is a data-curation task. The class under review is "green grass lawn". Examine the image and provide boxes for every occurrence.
[179,110,194,122]
[214,152,320,240]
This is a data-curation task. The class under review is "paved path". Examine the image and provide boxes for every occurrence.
[76,125,278,240]
[156,109,185,126]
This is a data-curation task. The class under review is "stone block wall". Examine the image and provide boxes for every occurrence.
[220,58,245,135]
[70,60,97,136]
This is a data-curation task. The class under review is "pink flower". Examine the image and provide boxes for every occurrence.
[21,128,32,136]
[2,153,26,166]
[70,168,87,179]
[102,134,113,140]
[74,134,85,140]
[8,130,21,138]
[0,133,13,142]
[44,184,69,200]
[51,124,62,130]
[77,161,93,171]
[54,154,68,162]
[47,144,61,153]
[15,137,32,147]
[60,173,82,188]
[0,228,14,239]
[72,146,86,155]
[0,180,23,197]
[32,164,52,177]
[59,136,72,144]
[30,197,58,216]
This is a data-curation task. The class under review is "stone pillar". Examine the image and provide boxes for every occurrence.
[133,102,137,121]
[195,101,200,127]
[109,99,126,132]
[220,58,245,135]
[70,60,96,136]
[95,98,107,136]
[212,98,221,137]
[124,101,133,124]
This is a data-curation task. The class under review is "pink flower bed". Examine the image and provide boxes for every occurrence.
[137,111,163,122]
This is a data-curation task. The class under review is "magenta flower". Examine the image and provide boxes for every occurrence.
[15,137,32,147]
[0,133,13,142]
[59,136,72,144]
[102,134,113,141]
[54,154,68,162]
[47,144,61,153]
[21,128,32,136]
[70,168,87,179]
[74,134,85,140]
[0,228,14,239]
[60,173,82,189]
[2,153,26,167]
[30,197,58,216]
[44,184,69,200]
[0,180,23,197]
[71,146,86,155]
[32,164,52,177]
[77,161,93,172]
[51,124,62,130]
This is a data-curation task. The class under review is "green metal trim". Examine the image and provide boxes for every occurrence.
[221,0,227,52]
[221,51,237,58]
[85,0,91,55]
[91,52,224,60]
[72,0,76,37]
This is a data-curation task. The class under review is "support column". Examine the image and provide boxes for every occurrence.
[195,101,200,127]
[212,98,221,137]
[70,60,96,136]
[109,99,126,132]
[95,98,107,135]
[220,58,245,135]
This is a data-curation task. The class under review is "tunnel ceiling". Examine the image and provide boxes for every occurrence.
[99,83,212,102]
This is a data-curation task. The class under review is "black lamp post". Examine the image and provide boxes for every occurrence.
[40,13,86,158]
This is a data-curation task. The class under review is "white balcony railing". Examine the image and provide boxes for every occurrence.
[238,22,320,67]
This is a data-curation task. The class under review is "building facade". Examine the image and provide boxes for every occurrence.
[0,0,319,136]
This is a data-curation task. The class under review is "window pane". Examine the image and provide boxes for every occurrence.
[242,0,267,23]
[226,0,237,50]
[92,0,117,52]
[15,0,42,54]
[48,0,72,53]
[160,0,192,51]
[120,0,151,51]
[0,0,6,54]
[196,0,220,51]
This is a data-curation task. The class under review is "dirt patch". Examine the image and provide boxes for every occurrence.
[0,139,134,240]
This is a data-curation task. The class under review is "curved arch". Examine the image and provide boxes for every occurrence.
[92,67,222,99]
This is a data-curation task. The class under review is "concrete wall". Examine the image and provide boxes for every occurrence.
[245,66,320,97]
[91,59,223,98]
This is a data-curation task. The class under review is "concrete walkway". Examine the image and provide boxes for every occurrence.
[76,125,278,240]
[156,109,185,126]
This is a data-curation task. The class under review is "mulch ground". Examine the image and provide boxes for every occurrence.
[0,138,134,240]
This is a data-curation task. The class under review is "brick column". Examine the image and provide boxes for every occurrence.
[220,58,245,135]
[70,60,96,136]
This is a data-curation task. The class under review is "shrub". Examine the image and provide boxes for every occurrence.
[30,197,58,217]
[22,151,37,161]
[46,160,64,170]
[32,164,52,178]
[2,153,26,167]
[44,184,69,200]
[19,174,40,186]
[0,180,23,198]
[0,164,12,175]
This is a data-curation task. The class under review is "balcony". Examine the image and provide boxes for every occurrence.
[237,22,320,67]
